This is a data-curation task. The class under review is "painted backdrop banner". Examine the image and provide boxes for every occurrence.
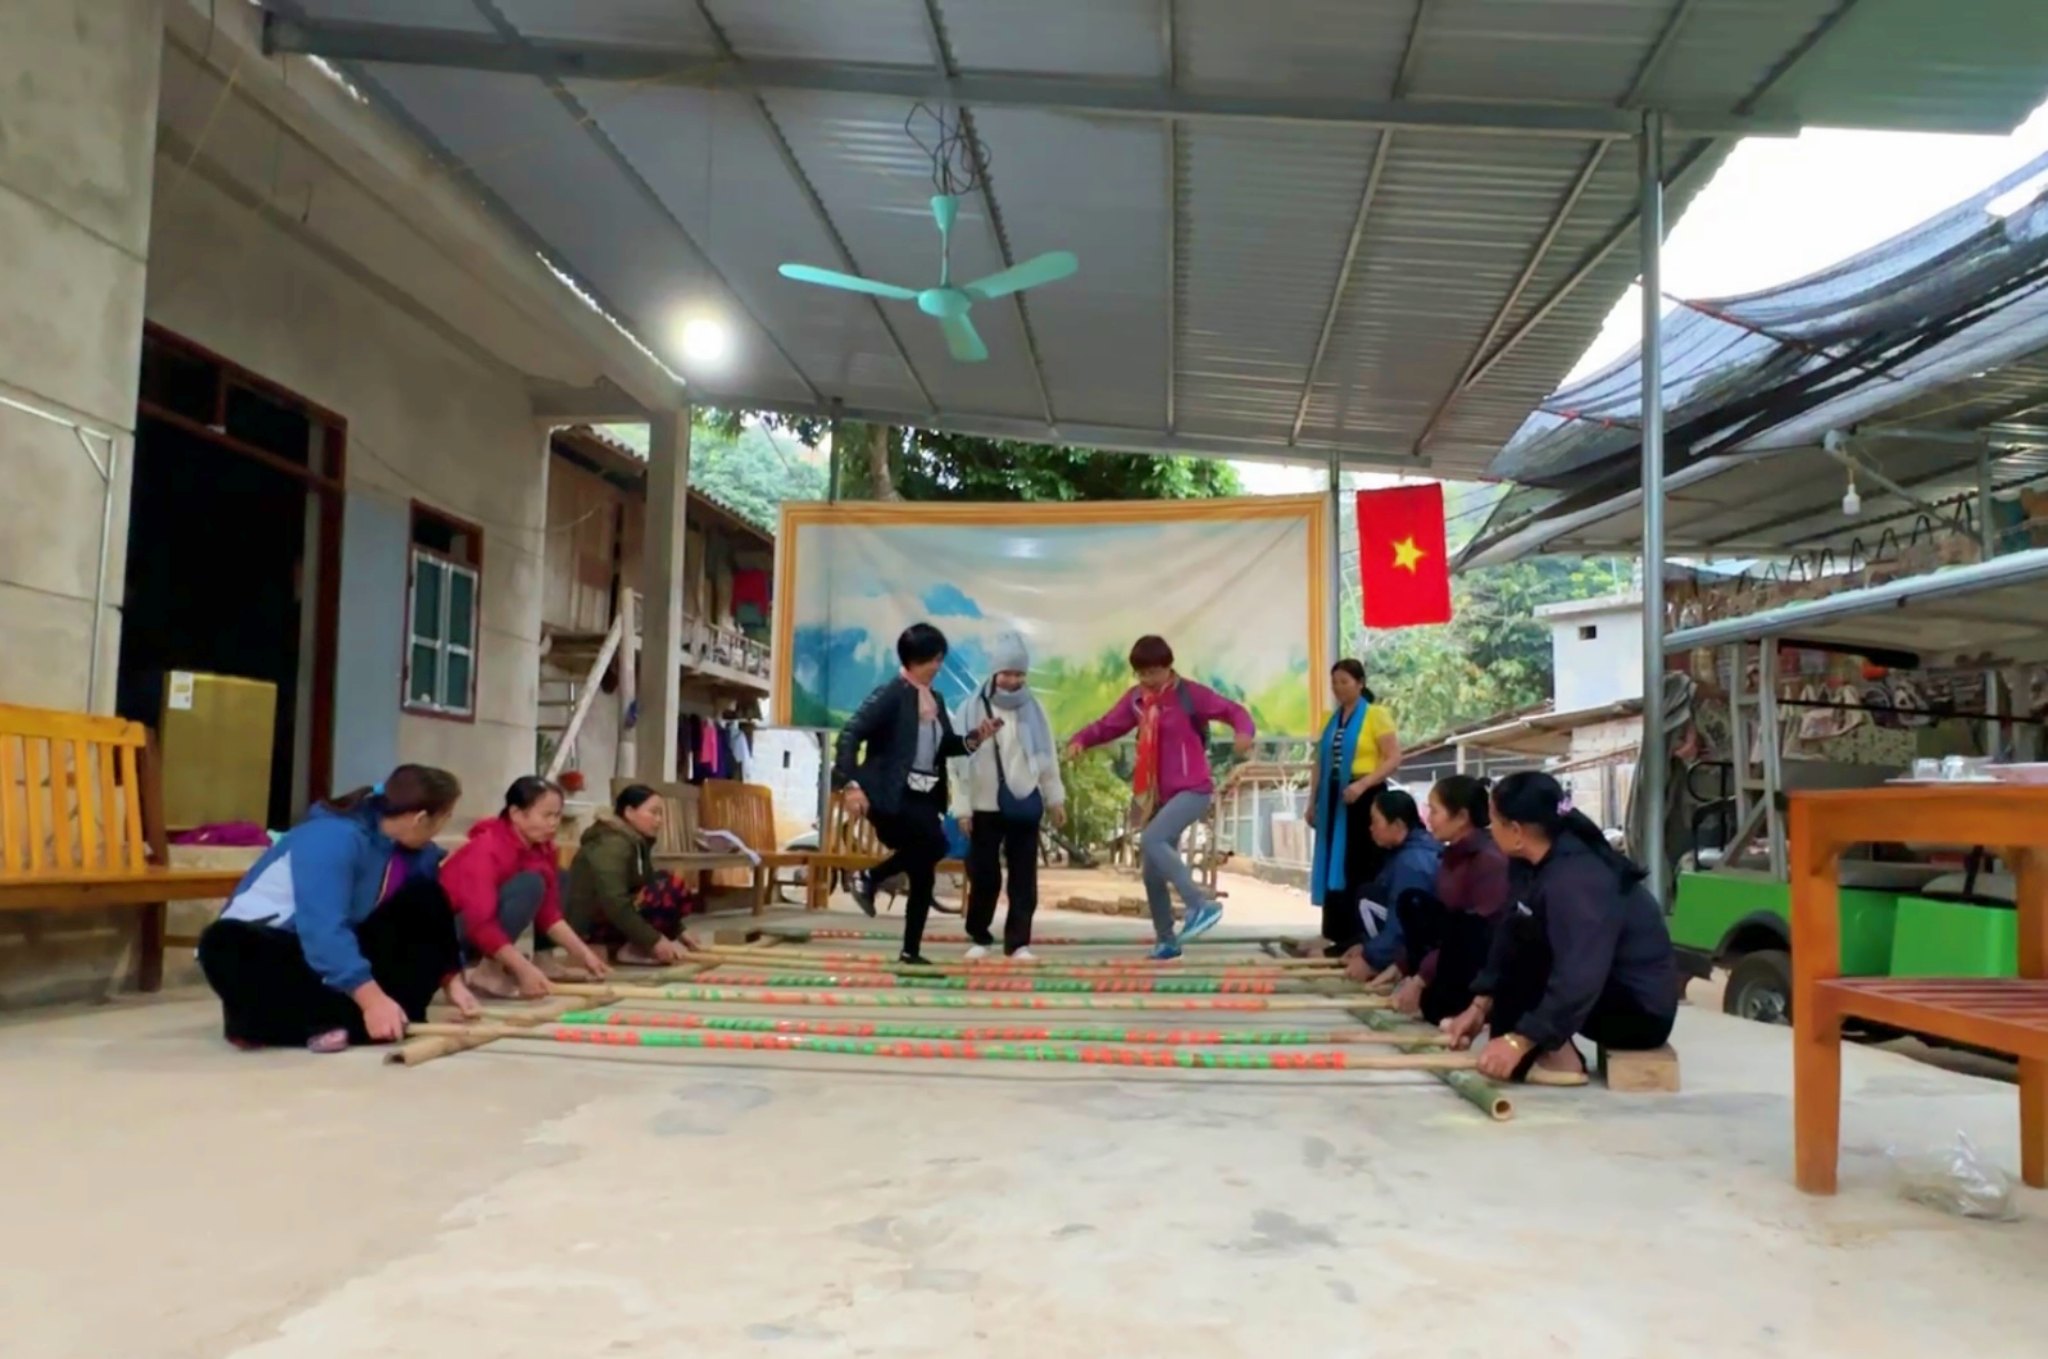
[773,496,1328,737]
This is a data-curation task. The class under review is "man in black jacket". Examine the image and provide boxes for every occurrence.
[834,622,998,964]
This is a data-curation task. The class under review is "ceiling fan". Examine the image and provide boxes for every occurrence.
[778,194,1078,363]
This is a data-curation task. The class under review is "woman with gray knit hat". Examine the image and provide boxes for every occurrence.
[950,631,1066,960]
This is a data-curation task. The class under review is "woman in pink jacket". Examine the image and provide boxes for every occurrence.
[440,776,609,998]
[1067,635,1255,959]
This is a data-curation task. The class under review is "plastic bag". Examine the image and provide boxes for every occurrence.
[1885,1133,2021,1221]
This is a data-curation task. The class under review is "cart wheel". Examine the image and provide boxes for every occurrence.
[1724,949,1792,1025]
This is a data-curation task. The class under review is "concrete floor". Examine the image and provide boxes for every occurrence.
[8,896,2048,1358]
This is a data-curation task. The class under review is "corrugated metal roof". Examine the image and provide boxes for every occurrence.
[1460,155,2048,566]
[264,0,2048,477]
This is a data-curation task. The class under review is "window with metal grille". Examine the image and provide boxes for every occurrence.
[405,504,482,719]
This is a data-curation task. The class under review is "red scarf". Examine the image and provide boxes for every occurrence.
[1131,679,1173,819]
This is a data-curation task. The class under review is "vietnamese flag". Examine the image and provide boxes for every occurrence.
[1356,483,1452,629]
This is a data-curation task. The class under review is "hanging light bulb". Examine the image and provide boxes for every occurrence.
[680,315,731,367]
[1842,465,1861,518]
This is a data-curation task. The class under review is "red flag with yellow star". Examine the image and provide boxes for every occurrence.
[1356,483,1452,629]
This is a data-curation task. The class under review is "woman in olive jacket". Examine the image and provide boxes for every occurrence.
[562,785,700,966]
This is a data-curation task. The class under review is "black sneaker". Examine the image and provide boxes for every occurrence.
[899,952,933,967]
[850,873,877,917]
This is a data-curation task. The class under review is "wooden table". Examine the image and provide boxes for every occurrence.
[1790,784,2048,1194]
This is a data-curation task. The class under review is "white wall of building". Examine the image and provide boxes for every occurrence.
[1546,599,1645,712]
[0,0,162,714]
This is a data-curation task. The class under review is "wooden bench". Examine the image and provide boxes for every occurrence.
[806,789,966,911]
[699,779,811,905]
[612,778,770,915]
[1791,784,2048,1194]
[0,704,246,991]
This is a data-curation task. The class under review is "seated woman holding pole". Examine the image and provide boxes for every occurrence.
[1307,659,1402,957]
[1343,788,1440,982]
[1439,771,1679,1085]
[1385,775,1513,1023]
[1067,635,1256,960]
[442,776,611,998]
[197,765,477,1051]
[563,783,703,967]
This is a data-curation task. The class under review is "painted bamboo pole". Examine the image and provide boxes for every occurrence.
[1356,1007,1512,1122]
[404,1021,1476,1072]
[678,945,1346,975]
[552,1007,1451,1047]
[760,926,1317,950]
[549,980,1385,1013]
[385,992,620,1067]
[688,968,1331,996]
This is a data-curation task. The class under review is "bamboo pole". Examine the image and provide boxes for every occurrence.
[1356,1008,1512,1122]
[759,925,1317,949]
[552,1007,1451,1047]
[684,967,1336,996]
[679,944,1347,975]
[386,993,618,1067]
[404,1021,1475,1072]
[550,980,1384,1012]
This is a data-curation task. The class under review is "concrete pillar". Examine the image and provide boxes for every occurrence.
[636,410,690,781]
[0,0,164,713]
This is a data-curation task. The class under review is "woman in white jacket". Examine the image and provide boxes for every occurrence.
[951,633,1066,960]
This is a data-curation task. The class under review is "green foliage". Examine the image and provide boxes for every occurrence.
[687,418,827,530]
[1057,748,1129,851]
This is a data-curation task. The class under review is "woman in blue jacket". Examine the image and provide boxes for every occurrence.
[1343,788,1441,983]
[197,764,475,1051]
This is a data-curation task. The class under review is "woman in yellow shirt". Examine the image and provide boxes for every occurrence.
[1306,659,1403,956]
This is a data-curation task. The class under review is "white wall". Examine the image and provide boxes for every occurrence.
[1549,606,1645,711]
[144,160,547,816]
[0,0,162,714]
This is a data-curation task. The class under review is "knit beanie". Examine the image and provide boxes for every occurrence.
[988,631,1031,675]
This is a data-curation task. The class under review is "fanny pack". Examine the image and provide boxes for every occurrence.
[906,771,940,795]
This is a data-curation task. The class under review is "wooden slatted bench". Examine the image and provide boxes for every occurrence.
[1791,784,2048,1194]
[806,790,966,911]
[613,778,771,915]
[699,779,812,906]
[0,703,246,992]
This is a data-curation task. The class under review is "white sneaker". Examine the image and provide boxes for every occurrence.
[964,944,991,961]
[1009,948,1037,963]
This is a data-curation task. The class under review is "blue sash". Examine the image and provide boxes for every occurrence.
[1309,701,1368,905]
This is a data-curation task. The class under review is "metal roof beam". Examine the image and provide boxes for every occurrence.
[1288,0,1432,447]
[261,14,1795,140]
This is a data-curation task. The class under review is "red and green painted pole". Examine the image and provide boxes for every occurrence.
[551,981,1379,1013]
[554,1007,1444,1047]
[409,1021,1473,1072]
[763,926,1313,950]
[697,968,1309,995]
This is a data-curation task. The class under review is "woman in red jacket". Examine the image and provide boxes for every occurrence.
[441,776,609,998]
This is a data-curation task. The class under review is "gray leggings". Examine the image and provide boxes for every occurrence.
[466,871,547,962]
[1139,791,1215,943]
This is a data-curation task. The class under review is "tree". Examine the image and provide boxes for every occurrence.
[680,420,827,530]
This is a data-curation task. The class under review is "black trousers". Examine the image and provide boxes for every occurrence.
[1321,787,1385,955]
[197,878,459,1047]
[867,789,949,957]
[964,812,1041,954]
[1392,895,1501,1025]
[1487,909,1675,1074]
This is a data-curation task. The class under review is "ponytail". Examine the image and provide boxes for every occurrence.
[1490,770,1643,883]
[323,764,462,819]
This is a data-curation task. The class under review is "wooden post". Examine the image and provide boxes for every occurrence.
[1789,795,1844,1194]
[2016,845,2047,1188]
[637,412,690,781]
[136,731,170,994]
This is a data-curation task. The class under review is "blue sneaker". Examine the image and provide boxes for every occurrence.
[1180,902,1224,942]
[1148,941,1183,962]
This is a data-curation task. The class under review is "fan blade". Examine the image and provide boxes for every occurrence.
[962,251,1078,301]
[938,311,989,363]
[778,263,917,301]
